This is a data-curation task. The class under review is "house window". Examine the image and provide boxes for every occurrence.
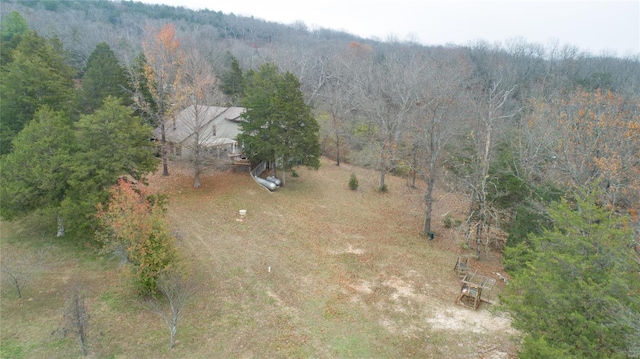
[212,125,217,136]
[175,144,182,157]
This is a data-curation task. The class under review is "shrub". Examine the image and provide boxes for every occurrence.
[348,173,359,190]
[443,214,451,228]
[96,179,176,296]
[443,214,462,228]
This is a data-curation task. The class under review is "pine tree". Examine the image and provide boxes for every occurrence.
[0,11,29,42]
[0,11,30,66]
[220,52,243,103]
[0,31,75,154]
[501,187,640,358]
[129,53,158,124]
[238,64,280,164]
[77,42,129,114]
[0,107,75,224]
[276,72,321,172]
[62,97,159,235]
[238,64,320,185]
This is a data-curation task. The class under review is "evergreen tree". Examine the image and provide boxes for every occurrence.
[238,64,280,164]
[77,42,130,114]
[61,97,159,234]
[0,107,75,226]
[276,72,321,172]
[0,30,75,154]
[1,98,158,236]
[0,11,30,66]
[129,53,158,125]
[0,11,29,42]
[220,52,244,103]
[501,187,640,358]
[238,64,320,185]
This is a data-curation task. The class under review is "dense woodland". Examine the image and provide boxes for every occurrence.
[1,1,639,357]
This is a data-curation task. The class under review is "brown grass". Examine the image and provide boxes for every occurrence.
[1,157,519,358]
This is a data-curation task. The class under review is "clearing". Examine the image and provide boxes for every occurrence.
[0,157,519,358]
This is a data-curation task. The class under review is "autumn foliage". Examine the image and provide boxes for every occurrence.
[96,179,176,295]
[141,23,183,106]
[135,23,185,177]
[562,91,639,210]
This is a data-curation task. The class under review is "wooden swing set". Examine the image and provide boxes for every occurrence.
[453,256,497,309]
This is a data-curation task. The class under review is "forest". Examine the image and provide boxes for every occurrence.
[1,0,639,357]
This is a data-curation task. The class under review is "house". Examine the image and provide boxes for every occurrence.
[155,105,245,160]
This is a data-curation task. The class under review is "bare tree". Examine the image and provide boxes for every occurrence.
[1,246,47,299]
[147,270,196,349]
[258,32,340,107]
[351,44,424,191]
[302,54,335,106]
[323,93,357,167]
[180,46,223,188]
[316,54,358,166]
[464,80,518,257]
[413,53,472,236]
[63,283,90,356]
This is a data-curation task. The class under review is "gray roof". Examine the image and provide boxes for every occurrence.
[155,105,245,145]
[220,106,245,122]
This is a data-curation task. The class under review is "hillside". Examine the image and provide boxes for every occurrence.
[2,0,639,96]
[2,1,638,356]
[1,158,517,358]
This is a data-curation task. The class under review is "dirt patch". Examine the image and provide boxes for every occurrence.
[426,307,514,334]
[328,244,366,255]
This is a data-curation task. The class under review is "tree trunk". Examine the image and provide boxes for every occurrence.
[79,333,87,356]
[161,123,169,176]
[170,323,177,348]
[485,222,492,252]
[464,197,476,247]
[423,177,435,236]
[379,169,386,191]
[335,132,340,166]
[411,148,417,188]
[475,221,483,259]
[281,166,286,187]
[194,172,201,188]
[57,215,65,237]
[12,276,22,299]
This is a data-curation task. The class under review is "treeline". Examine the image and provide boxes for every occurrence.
[0,14,157,232]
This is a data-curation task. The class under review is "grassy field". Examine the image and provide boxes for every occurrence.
[1,158,519,358]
